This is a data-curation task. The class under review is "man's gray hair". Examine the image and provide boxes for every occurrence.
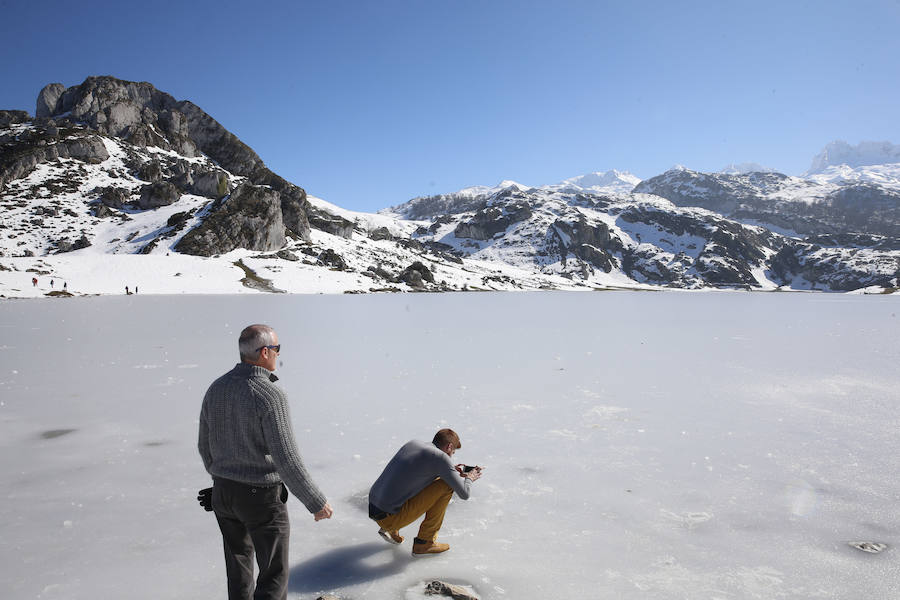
[239,324,276,361]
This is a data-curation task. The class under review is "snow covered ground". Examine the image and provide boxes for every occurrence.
[1,291,898,599]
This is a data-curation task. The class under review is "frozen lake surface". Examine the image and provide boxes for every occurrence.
[1,291,899,599]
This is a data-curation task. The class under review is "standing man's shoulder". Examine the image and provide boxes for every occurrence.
[205,363,283,401]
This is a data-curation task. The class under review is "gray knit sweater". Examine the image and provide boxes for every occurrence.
[198,362,327,514]
[369,439,472,514]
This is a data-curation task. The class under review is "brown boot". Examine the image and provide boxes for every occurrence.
[412,539,450,557]
[378,528,403,544]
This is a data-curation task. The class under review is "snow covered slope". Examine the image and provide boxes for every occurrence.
[1,78,899,297]
[635,165,900,239]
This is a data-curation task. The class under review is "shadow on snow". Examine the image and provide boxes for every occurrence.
[288,541,408,593]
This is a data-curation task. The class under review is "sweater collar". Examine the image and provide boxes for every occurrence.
[234,362,279,382]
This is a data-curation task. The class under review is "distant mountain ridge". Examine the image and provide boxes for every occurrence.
[1,76,898,295]
[807,140,900,174]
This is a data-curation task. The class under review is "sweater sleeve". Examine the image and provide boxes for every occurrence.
[197,390,213,472]
[256,383,328,514]
[437,453,472,500]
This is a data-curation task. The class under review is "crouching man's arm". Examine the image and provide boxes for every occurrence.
[437,457,477,499]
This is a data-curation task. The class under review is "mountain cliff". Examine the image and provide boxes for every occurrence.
[1,77,898,295]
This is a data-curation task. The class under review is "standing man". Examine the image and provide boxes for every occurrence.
[368,428,482,557]
[199,324,333,600]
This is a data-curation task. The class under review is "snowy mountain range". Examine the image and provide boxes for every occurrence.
[1,76,898,297]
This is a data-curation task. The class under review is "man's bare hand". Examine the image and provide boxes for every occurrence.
[314,503,334,521]
[456,464,483,481]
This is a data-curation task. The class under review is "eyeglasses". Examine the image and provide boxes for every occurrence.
[256,344,281,354]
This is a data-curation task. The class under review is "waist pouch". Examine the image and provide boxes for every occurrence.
[214,477,288,503]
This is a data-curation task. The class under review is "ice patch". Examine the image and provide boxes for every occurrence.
[660,509,713,529]
[584,405,628,419]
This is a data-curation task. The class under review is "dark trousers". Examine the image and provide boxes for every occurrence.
[212,478,290,600]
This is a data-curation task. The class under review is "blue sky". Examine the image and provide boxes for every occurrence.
[2,0,898,212]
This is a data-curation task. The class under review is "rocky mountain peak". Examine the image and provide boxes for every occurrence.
[718,163,776,175]
[559,169,641,193]
[36,76,201,158]
[1,75,316,257]
[807,140,900,174]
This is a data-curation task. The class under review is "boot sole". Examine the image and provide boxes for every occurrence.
[378,529,402,545]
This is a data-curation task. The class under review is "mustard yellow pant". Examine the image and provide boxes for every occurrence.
[376,479,454,542]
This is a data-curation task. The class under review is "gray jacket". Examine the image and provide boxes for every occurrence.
[198,362,327,513]
[369,439,471,514]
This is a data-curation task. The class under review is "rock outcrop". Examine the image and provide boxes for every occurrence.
[18,76,314,246]
[138,181,180,209]
[307,205,354,239]
[0,110,31,127]
[399,261,435,288]
[454,202,532,240]
[636,167,900,238]
[0,123,109,189]
[174,183,285,256]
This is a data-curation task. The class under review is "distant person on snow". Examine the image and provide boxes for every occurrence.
[368,428,482,556]
[198,324,333,600]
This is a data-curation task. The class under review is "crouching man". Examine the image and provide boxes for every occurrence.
[368,428,482,557]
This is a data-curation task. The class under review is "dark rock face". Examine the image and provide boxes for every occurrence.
[98,186,129,208]
[551,215,623,273]
[174,99,264,176]
[826,184,900,237]
[633,169,790,214]
[275,249,299,261]
[55,234,91,254]
[0,124,109,189]
[91,203,115,218]
[175,183,285,256]
[317,248,347,270]
[137,159,163,182]
[36,83,65,119]
[0,110,31,127]
[615,203,779,287]
[770,237,900,290]
[367,265,394,280]
[307,205,354,239]
[390,192,488,220]
[455,202,533,240]
[39,77,199,157]
[399,261,434,288]
[637,167,900,238]
[24,76,315,242]
[166,211,191,227]
[191,170,230,198]
[138,181,180,209]
[368,227,394,241]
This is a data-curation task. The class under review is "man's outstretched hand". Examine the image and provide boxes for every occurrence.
[314,502,334,521]
[456,465,484,482]
[197,487,213,511]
